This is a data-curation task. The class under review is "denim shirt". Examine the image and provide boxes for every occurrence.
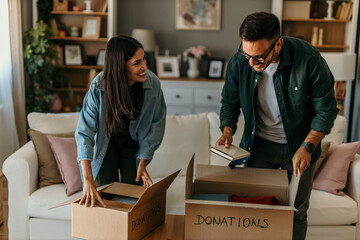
[220,36,339,166]
[75,70,167,179]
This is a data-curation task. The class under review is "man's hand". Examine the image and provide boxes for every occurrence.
[293,129,325,177]
[292,147,311,177]
[136,159,153,188]
[216,126,233,148]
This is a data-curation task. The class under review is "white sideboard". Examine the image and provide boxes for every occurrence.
[160,78,224,115]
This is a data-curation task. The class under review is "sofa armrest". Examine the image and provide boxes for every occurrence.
[3,141,39,240]
[344,153,360,203]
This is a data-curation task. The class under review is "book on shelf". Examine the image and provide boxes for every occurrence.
[338,1,353,20]
[210,144,250,161]
[346,2,354,20]
[335,81,347,99]
[97,0,108,12]
[335,4,343,19]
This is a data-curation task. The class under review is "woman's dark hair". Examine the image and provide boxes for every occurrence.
[97,35,144,136]
[239,12,280,41]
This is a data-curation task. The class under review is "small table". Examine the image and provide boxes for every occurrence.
[143,214,185,240]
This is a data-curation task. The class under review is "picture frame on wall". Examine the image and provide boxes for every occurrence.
[82,16,101,39]
[156,56,180,78]
[96,49,106,66]
[64,45,82,65]
[206,58,225,79]
[175,0,222,30]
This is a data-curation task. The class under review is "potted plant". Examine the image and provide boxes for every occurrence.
[23,20,65,113]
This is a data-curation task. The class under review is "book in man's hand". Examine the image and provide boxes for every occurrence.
[210,144,250,161]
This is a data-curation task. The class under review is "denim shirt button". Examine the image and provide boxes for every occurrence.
[248,147,251,150]
[294,87,298,91]
[255,79,258,83]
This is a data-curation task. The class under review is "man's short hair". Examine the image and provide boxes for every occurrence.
[239,12,280,41]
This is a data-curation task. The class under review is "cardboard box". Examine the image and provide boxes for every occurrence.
[283,1,311,19]
[185,156,298,240]
[54,170,180,240]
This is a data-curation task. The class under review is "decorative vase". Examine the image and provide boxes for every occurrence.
[187,57,200,78]
[51,94,62,113]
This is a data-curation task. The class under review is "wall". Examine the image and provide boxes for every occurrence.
[117,0,271,60]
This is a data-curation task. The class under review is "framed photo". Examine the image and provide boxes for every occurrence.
[206,58,225,79]
[156,56,180,78]
[82,16,101,39]
[96,49,106,66]
[64,45,82,65]
[175,0,221,30]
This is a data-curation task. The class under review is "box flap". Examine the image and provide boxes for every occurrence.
[185,155,195,199]
[131,169,181,211]
[195,164,288,188]
[102,182,145,198]
[49,183,112,209]
[289,169,300,207]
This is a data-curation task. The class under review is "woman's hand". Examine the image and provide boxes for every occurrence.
[136,158,153,187]
[79,160,106,208]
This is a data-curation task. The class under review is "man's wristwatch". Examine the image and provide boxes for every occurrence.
[301,142,315,154]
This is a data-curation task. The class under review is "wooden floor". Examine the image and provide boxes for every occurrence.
[0,176,8,240]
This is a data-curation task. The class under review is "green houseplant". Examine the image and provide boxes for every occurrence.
[23,20,65,113]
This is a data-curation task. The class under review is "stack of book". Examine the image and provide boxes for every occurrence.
[335,1,354,20]
[210,144,250,161]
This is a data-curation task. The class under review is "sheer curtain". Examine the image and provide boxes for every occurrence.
[0,0,20,165]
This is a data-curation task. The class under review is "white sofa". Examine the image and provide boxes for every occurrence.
[3,112,359,240]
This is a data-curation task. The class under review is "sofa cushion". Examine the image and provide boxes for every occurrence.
[313,141,331,175]
[28,112,80,134]
[323,115,347,143]
[308,189,358,225]
[207,112,245,165]
[153,176,186,215]
[28,129,74,188]
[313,141,360,196]
[47,136,82,196]
[148,113,210,178]
[28,184,82,220]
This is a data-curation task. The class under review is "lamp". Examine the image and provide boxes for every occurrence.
[131,29,156,51]
[131,29,157,73]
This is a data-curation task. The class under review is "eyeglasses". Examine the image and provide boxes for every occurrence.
[238,38,279,65]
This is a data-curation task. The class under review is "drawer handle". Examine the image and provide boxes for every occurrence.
[175,94,181,99]
[207,95,213,100]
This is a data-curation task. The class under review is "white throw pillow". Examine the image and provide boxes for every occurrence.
[148,113,210,178]
[28,112,80,134]
[207,112,245,165]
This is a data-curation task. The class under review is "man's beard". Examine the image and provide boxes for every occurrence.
[252,50,280,73]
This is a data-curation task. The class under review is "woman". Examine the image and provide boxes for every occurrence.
[75,35,166,207]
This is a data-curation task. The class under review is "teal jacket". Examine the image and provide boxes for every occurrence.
[220,36,338,166]
[75,70,166,179]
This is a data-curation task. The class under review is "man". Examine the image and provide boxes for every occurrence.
[216,12,338,240]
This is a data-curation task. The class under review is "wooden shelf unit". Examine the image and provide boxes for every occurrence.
[32,0,117,112]
[281,20,348,51]
[272,0,358,121]
[51,11,108,16]
[49,36,108,42]
[61,65,103,70]
[282,18,351,23]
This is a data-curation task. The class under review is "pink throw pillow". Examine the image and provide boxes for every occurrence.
[47,135,82,196]
[313,141,360,196]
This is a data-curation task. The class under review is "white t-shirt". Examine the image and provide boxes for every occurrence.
[255,62,287,144]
